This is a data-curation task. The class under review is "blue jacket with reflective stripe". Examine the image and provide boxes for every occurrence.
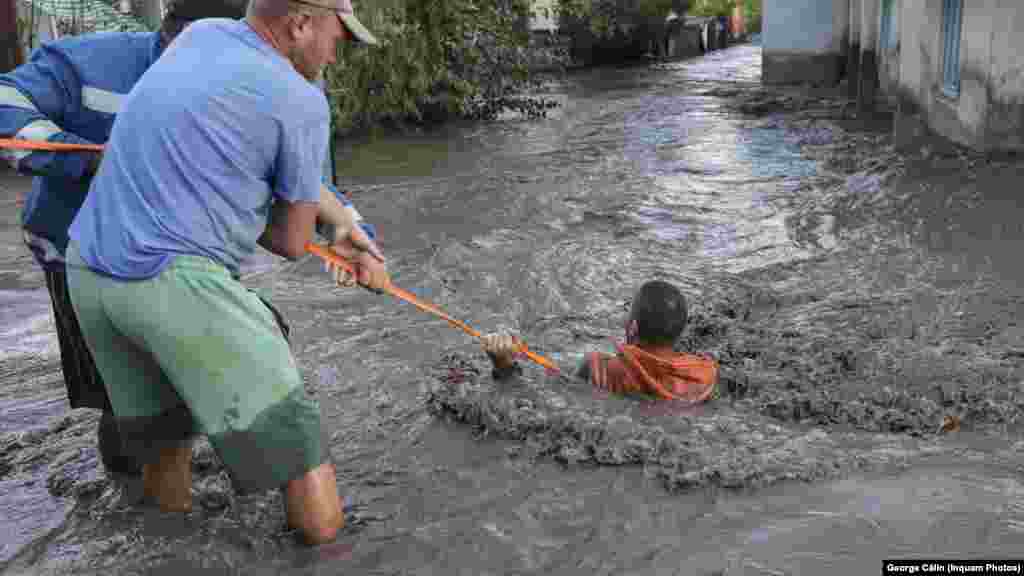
[1,31,374,271]
[0,32,162,268]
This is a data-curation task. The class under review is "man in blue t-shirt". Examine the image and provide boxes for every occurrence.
[67,0,385,545]
[0,0,256,477]
[1,0,378,479]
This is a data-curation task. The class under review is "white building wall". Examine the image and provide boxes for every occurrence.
[876,0,900,104]
[895,0,938,118]
[763,0,836,53]
[856,0,878,106]
[986,0,1024,149]
[762,0,848,85]
[896,0,1024,151]
[833,0,849,55]
[954,0,995,143]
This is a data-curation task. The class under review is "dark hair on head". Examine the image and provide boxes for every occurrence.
[160,0,248,44]
[630,280,688,347]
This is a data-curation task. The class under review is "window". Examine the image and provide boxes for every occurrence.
[941,0,963,97]
[880,0,897,51]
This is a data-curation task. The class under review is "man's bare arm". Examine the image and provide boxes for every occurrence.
[258,199,318,260]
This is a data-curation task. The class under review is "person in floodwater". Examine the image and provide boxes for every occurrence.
[0,0,377,479]
[483,280,720,403]
[64,0,387,545]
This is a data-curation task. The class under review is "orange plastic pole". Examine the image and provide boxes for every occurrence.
[0,138,104,152]
[0,138,559,373]
[306,242,560,373]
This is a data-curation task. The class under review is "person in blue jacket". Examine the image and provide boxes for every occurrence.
[0,0,377,477]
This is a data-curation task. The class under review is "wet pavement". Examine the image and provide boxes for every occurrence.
[1,45,1023,574]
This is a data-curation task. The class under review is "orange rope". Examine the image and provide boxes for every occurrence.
[307,242,559,373]
[0,137,560,373]
[0,138,104,152]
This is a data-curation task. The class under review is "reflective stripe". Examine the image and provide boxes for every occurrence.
[82,86,123,115]
[0,146,31,166]
[23,230,67,265]
[0,85,38,111]
[17,118,62,141]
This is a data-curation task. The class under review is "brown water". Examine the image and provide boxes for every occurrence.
[1,45,1023,574]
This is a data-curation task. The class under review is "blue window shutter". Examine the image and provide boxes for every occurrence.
[880,0,893,50]
[941,0,963,97]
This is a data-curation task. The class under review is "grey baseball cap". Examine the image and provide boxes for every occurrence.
[290,0,378,45]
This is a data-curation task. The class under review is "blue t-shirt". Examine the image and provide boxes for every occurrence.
[69,19,328,279]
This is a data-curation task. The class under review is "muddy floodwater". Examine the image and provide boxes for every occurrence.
[2,45,1023,575]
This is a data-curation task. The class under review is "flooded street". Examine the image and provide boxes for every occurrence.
[2,45,1023,574]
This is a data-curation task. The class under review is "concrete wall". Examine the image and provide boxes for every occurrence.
[895,0,1023,152]
[847,0,860,98]
[876,0,901,105]
[857,0,878,108]
[763,0,840,52]
[762,0,847,85]
[834,0,849,64]
[985,0,1024,150]
[893,0,927,108]
[953,0,996,147]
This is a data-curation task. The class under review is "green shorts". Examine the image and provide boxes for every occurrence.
[66,244,329,494]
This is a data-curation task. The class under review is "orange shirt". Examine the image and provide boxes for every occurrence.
[586,343,718,403]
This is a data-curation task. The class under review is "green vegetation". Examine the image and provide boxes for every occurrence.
[687,0,734,17]
[324,0,709,134]
[687,0,761,32]
[323,0,765,133]
[324,0,557,135]
[558,0,688,38]
[744,0,762,33]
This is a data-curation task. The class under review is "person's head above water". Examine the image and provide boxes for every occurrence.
[483,279,692,375]
[625,280,688,349]
[482,277,716,402]
[245,0,378,82]
[481,275,715,401]
[160,0,249,48]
